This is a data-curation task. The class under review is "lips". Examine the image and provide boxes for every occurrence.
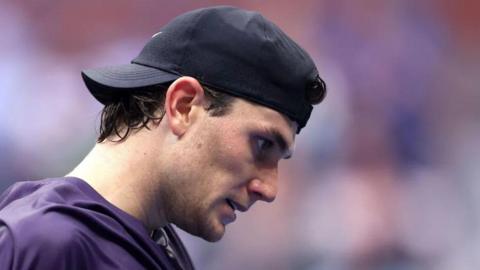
[226,199,235,210]
[225,198,247,212]
[221,199,237,225]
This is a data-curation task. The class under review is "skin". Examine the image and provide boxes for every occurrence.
[68,76,297,242]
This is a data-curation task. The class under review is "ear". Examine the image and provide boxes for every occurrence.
[164,76,207,136]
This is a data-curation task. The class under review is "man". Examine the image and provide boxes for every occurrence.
[0,6,326,270]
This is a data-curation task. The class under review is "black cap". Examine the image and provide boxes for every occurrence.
[82,6,325,132]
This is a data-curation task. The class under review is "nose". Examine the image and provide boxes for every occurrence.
[247,169,278,203]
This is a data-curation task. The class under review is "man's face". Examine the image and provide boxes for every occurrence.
[162,98,297,242]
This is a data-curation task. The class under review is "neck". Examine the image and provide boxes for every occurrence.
[67,132,167,230]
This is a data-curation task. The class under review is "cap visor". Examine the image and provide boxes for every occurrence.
[82,63,179,104]
[82,63,179,88]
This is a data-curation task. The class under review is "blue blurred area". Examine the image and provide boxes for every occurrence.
[1,1,479,269]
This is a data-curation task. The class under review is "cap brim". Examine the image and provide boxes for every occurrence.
[82,63,179,104]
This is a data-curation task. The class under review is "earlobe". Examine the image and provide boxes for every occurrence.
[164,77,206,136]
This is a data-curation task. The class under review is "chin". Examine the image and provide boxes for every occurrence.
[176,215,225,242]
[198,219,225,242]
[202,230,224,242]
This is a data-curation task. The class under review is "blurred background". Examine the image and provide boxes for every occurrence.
[1,0,479,269]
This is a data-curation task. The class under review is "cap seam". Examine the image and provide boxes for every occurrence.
[179,9,205,71]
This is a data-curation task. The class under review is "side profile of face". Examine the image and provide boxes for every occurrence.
[158,78,297,242]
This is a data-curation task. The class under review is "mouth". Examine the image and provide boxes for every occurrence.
[226,199,235,211]
[221,199,238,225]
[225,198,247,212]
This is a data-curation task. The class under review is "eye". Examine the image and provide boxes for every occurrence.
[256,137,274,153]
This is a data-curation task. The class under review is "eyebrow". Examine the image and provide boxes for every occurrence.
[264,127,293,159]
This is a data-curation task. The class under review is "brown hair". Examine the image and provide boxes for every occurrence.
[97,84,234,143]
[97,76,326,142]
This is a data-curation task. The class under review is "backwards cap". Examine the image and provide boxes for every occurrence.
[82,6,326,132]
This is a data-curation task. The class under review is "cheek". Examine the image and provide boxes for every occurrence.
[208,131,253,180]
[186,119,255,190]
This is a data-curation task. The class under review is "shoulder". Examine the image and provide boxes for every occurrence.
[0,217,96,269]
[0,225,14,269]
[18,208,91,247]
[0,178,158,269]
[0,178,88,230]
[3,210,97,270]
[0,178,105,269]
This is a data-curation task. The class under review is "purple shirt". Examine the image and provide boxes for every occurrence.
[0,177,194,270]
